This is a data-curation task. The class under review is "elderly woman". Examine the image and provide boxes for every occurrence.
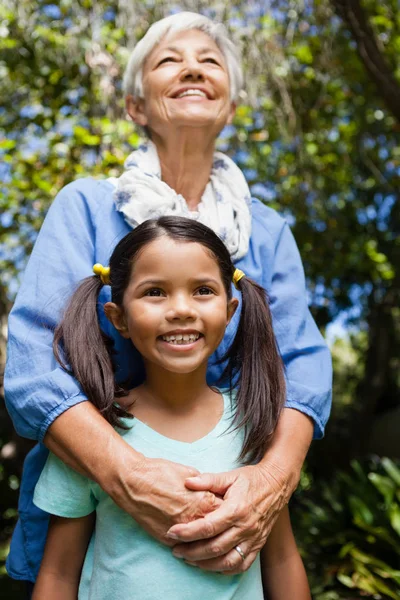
[5,12,331,595]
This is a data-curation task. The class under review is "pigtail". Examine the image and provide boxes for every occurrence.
[53,276,130,428]
[220,276,286,465]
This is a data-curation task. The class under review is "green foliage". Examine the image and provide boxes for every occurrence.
[1,0,399,325]
[331,333,367,411]
[1,1,400,596]
[293,458,400,599]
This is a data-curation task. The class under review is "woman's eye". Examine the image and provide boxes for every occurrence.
[158,56,176,66]
[145,288,163,297]
[197,287,214,296]
[203,57,219,65]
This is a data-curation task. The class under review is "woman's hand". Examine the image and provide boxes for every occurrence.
[166,408,313,573]
[110,455,222,545]
[166,460,295,573]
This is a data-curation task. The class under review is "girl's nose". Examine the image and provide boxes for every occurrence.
[166,296,197,321]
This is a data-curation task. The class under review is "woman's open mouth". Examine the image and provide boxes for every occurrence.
[171,86,213,100]
[175,89,208,99]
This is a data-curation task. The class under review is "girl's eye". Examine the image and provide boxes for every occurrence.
[196,287,214,296]
[144,288,164,297]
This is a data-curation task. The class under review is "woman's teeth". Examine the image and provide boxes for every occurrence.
[176,89,207,98]
[162,333,200,344]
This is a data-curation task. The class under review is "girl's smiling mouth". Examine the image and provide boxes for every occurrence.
[159,330,203,346]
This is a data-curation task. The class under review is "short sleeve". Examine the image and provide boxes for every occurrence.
[33,452,97,518]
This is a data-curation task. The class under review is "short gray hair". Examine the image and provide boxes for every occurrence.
[123,12,243,102]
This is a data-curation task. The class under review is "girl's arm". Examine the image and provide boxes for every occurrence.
[261,505,311,600]
[32,513,95,600]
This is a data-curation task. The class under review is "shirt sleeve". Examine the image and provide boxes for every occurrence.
[4,179,101,441]
[33,452,96,517]
[266,222,332,438]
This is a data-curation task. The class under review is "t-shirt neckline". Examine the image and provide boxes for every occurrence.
[121,390,234,455]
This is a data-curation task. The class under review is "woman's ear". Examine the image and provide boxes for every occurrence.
[104,302,130,339]
[226,102,237,125]
[126,95,148,127]
[227,297,239,325]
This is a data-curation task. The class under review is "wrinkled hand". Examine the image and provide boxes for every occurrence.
[112,456,222,546]
[166,460,297,573]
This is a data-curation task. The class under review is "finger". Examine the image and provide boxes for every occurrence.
[195,491,223,516]
[223,550,258,575]
[184,548,258,574]
[184,471,237,495]
[172,527,244,561]
[167,501,236,542]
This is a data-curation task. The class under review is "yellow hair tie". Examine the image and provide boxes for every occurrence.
[232,268,245,289]
[93,263,111,285]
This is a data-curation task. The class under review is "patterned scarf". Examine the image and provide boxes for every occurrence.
[110,141,252,261]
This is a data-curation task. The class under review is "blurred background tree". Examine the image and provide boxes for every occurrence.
[1,0,399,598]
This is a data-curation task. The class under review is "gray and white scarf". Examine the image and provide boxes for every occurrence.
[110,141,252,262]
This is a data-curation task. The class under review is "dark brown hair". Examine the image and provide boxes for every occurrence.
[54,216,286,464]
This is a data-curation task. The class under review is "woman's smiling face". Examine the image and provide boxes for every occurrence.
[127,29,236,136]
[106,236,237,377]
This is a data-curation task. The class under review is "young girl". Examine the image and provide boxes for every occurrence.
[32,216,311,600]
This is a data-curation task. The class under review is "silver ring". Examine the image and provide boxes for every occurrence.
[234,545,245,561]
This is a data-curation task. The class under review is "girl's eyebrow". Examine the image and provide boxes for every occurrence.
[191,277,221,286]
[135,277,221,290]
[135,279,165,290]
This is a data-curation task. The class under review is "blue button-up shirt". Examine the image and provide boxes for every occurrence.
[5,178,332,581]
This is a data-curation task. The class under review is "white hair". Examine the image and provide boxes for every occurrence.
[123,12,243,102]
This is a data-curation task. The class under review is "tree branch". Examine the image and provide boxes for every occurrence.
[331,0,400,123]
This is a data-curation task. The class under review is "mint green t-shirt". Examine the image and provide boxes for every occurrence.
[33,391,264,599]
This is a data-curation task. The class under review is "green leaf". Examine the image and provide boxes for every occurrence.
[382,458,400,487]
[293,44,313,64]
[368,473,395,505]
[388,504,400,537]
[349,495,374,525]
[337,573,355,588]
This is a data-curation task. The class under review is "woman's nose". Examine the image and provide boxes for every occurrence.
[180,61,205,82]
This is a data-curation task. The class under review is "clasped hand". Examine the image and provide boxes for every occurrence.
[125,457,292,574]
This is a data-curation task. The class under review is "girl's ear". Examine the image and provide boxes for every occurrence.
[104,302,130,339]
[126,95,148,127]
[227,297,239,325]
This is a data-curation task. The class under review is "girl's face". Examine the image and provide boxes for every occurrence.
[105,237,238,376]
